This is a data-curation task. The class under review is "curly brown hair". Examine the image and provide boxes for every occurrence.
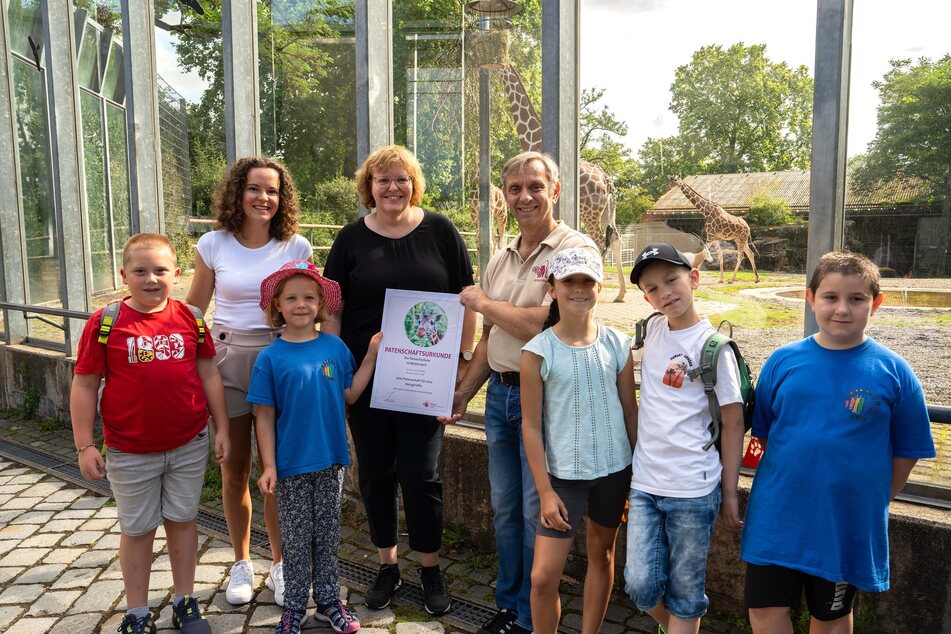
[355,145,426,209]
[211,156,301,241]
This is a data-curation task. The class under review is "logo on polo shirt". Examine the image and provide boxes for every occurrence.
[532,260,549,281]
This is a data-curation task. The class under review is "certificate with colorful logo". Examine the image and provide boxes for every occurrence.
[370,289,464,417]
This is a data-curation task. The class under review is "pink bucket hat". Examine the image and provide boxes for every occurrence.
[259,260,342,314]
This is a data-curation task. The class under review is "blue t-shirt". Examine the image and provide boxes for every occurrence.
[740,336,935,591]
[522,325,633,480]
[247,334,356,479]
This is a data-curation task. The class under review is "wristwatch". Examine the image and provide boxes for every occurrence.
[461,349,474,361]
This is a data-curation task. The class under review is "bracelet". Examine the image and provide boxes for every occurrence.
[76,443,97,456]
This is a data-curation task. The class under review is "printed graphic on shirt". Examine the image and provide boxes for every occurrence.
[320,359,337,381]
[844,387,880,419]
[532,260,549,281]
[662,354,692,389]
[404,301,448,347]
[125,333,186,364]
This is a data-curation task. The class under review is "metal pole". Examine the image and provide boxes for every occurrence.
[805,0,853,336]
[478,68,491,276]
[355,0,393,217]
[223,0,261,162]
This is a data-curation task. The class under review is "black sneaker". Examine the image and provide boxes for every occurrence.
[117,613,156,634]
[365,563,402,609]
[171,595,210,633]
[419,565,451,615]
[477,609,519,634]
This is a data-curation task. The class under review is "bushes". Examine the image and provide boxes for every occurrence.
[748,193,800,227]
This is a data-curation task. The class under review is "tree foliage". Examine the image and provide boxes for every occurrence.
[748,192,798,226]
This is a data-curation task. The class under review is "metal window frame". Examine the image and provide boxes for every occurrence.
[222,0,260,163]
[355,0,393,217]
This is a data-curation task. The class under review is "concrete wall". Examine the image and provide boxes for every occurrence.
[4,343,950,632]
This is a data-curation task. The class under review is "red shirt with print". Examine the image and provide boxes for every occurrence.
[74,298,217,453]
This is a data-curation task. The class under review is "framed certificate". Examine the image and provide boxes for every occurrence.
[370,289,464,417]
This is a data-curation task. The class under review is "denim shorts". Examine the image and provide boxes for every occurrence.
[106,427,209,536]
[623,485,721,620]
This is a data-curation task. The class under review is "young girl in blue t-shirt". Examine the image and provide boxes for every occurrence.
[248,260,381,634]
[520,248,638,634]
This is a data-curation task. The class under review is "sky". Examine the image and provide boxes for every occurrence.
[581,0,951,158]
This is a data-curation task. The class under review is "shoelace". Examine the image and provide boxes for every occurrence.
[117,615,149,633]
[326,602,355,629]
[176,597,198,622]
[231,562,253,585]
[278,610,301,633]
[372,566,398,591]
[424,569,447,593]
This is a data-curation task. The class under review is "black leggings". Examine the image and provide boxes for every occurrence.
[347,399,445,553]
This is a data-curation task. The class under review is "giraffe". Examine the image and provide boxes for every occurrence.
[468,176,508,253]
[496,63,627,302]
[668,175,759,283]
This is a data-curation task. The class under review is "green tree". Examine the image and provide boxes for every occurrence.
[668,42,813,174]
[748,192,798,226]
[853,55,951,273]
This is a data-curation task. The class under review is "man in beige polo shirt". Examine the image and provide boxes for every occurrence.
[442,151,597,634]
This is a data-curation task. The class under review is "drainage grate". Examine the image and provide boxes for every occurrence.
[0,437,496,631]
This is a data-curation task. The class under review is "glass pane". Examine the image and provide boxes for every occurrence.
[101,40,125,104]
[7,0,43,61]
[76,20,100,91]
[80,89,112,293]
[155,4,226,269]
[107,102,132,278]
[11,58,62,311]
[258,0,358,263]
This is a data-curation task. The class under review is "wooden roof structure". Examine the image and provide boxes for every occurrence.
[650,170,938,218]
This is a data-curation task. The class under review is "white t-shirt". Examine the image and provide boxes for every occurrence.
[631,316,742,497]
[195,230,313,330]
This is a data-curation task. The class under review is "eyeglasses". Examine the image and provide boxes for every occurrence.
[372,177,412,188]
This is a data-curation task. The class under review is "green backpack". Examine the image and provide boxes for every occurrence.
[633,312,755,451]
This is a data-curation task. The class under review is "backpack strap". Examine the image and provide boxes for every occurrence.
[688,332,742,450]
[185,304,206,344]
[97,301,123,344]
[632,311,663,350]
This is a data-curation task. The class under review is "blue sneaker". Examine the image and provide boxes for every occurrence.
[315,600,361,633]
[274,608,307,634]
[171,596,209,633]
[117,613,156,634]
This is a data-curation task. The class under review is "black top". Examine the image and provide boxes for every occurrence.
[323,210,474,362]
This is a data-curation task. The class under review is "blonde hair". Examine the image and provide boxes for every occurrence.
[355,145,426,209]
[809,250,881,298]
[264,274,331,328]
[122,233,176,265]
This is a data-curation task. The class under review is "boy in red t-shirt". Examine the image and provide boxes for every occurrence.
[70,233,230,634]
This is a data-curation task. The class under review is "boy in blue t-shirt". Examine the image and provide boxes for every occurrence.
[741,250,935,633]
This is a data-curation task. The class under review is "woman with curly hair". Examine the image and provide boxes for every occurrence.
[186,156,312,608]
[323,145,475,616]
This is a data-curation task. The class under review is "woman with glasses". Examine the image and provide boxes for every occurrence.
[322,145,475,616]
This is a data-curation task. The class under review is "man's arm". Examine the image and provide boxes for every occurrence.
[890,457,918,500]
[459,285,548,342]
[719,402,745,530]
[438,324,492,424]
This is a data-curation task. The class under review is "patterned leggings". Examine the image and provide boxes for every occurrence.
[276,466,344,609]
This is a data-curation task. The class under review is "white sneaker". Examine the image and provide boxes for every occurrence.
[266,561,285,607]
[225,559,254,605]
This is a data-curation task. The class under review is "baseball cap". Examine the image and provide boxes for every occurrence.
[630,243,693,286]
[259,260,342,314]
[549,247,603,283]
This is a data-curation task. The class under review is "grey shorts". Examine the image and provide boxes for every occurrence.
[106,427,209,536]
[211,325,280,418]
[537,465,632,539]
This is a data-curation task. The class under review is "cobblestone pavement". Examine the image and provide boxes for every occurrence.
[0,416,746,633]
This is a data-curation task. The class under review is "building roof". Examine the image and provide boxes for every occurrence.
[651,170,936,216]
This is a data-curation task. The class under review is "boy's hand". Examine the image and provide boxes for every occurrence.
[539,490,571,533]
[78,447,105,481]
[366,332,383,359]
[258,467,277,496]
[721,490,743,530]
[214,433,230,464]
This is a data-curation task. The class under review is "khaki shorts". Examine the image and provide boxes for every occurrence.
[106,427,209,536]
[212,325,280,418]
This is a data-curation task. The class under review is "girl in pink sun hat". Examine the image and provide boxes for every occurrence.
[249,259,381,634]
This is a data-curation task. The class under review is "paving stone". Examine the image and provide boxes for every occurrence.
[199,544,235,564]
[38,519,84,534]
[604,602,632,623]
[18,532,62,548]
[99,560,123,580]
[94,505,119,519]
[395,622,446,633]
[115,588,171,610]
[148,570,174,590]
[466,584,492,600]
[0,583,45,604]
[100,613,125,632]
[0,540,18,556]
[15,564,66,584]
[353,604,395,627]
[69,495,108,510]
[93,533,121,550]
[206,591,251,614]
[8,473,43,485]
[0,524,39,540]
[28,590,83,616]
[0,510,23,524]
[2,496,42,510]
[0,548,49,567]
[32,502,71,512]
[20,482,64,498]
[43,489,85,504]
[247,603,283,627]
[626,612,660,632]
[60,530,103,547]
[71,549,114,568]
[0,605,25,630]
[68,579,124,614]
[0,568,21,584]
[48,613,103,633]
[50,567,99,590]
[599,621,628,634]
[42,547,84,565]
[9,511,54,525]
[191,583,218,602]
[78,518,117,531]
[0,485,28,495]
[194,564,228,584]
[203,612,248,632]
[52,509,95,520]
[4,616,57,633]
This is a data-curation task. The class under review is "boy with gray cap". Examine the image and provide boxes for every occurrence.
[623,243,745,634]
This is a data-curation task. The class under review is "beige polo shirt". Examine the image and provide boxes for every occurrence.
[482,221,598,372]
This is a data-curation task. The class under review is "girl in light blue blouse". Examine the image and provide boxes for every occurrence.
[520,247,638,634]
